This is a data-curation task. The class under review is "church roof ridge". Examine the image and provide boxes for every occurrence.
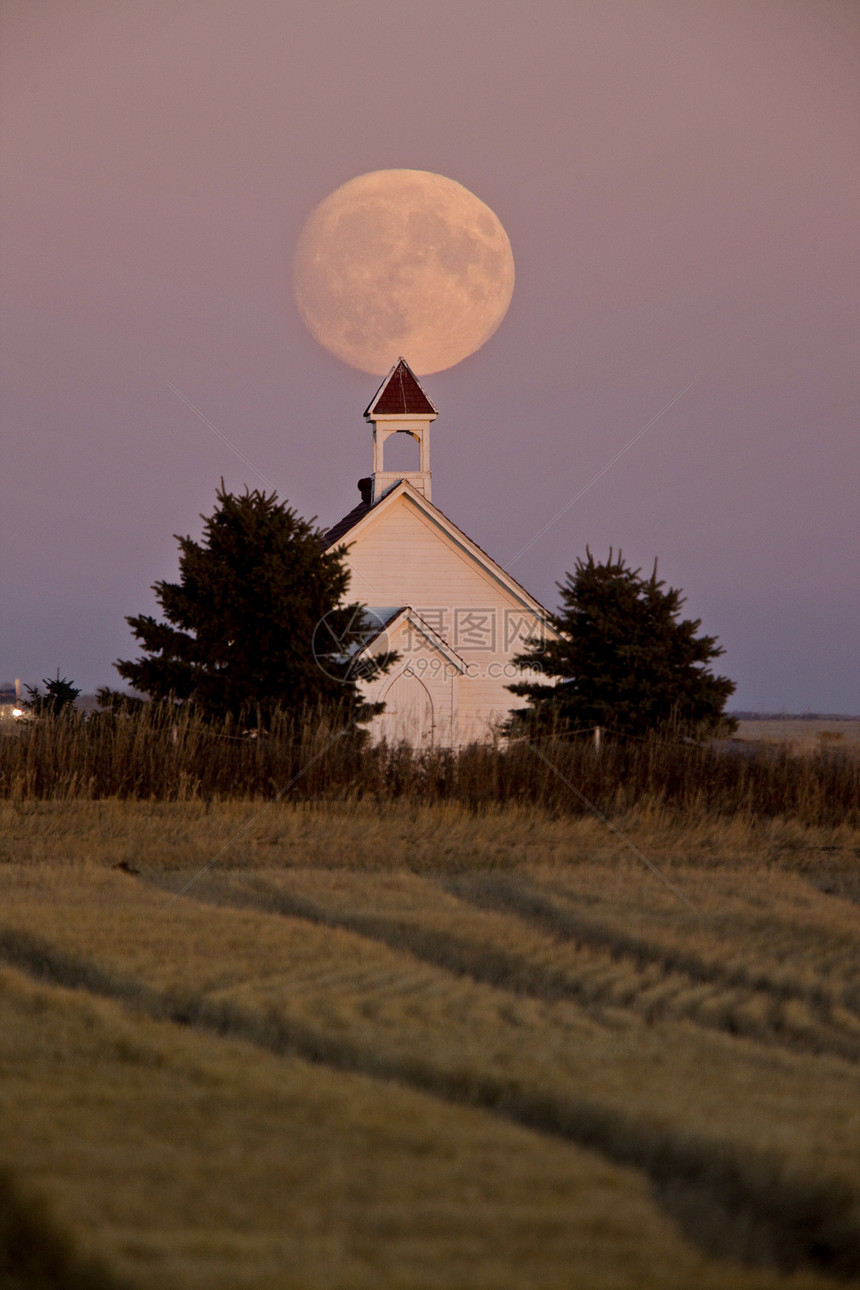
[364,358,438,418]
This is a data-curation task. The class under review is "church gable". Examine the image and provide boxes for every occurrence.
[355,607,468,675]
[331,482,549,623]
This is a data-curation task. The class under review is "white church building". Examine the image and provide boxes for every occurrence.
[322,359,553,746]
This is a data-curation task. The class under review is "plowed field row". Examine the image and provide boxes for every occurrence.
[5,963,747,1290]
[0,864,858,1285]
[179,865,860,1061]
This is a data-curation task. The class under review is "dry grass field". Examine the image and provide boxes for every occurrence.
[733,719,860,756]
[1,799,859,1288]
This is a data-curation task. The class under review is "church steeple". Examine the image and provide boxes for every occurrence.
[364,358,438,503]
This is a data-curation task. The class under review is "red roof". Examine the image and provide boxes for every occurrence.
[364,358,437,418]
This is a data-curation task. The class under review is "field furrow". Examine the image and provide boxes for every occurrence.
[0,865,858,1282]
[5,963,759,1290]
[449,870,860,1022]
[179,865,860,1061]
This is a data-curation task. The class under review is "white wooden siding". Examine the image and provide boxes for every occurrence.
[340,491,551,746]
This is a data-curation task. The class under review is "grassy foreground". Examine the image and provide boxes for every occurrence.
[0,800,858,1288]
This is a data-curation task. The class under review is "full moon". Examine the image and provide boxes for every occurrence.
[292,169,515,375]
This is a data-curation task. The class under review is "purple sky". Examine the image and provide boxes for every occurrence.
[2,0,858,712]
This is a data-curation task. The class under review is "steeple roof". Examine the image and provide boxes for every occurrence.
[364,358,438,418]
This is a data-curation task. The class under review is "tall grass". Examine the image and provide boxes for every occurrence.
[0,707,857,825]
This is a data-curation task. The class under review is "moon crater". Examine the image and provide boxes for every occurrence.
[292,169,515,375]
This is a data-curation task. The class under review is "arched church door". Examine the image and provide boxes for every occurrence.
[377,668,434,746]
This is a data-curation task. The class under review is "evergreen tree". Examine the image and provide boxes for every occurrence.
[114,484,393,725]
[508,548,736,737]
[24,671,81,717]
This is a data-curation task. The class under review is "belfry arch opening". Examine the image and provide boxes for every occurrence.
[383,430,421,474]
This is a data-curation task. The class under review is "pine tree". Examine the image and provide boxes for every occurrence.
[508,548,736,737]
[114,484,393,725]
[24,671,81,717]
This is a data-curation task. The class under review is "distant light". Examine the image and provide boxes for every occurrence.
[12,708,24,718]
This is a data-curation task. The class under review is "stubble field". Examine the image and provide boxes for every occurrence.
[1,798,858,1289]
[731,720,860,755]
